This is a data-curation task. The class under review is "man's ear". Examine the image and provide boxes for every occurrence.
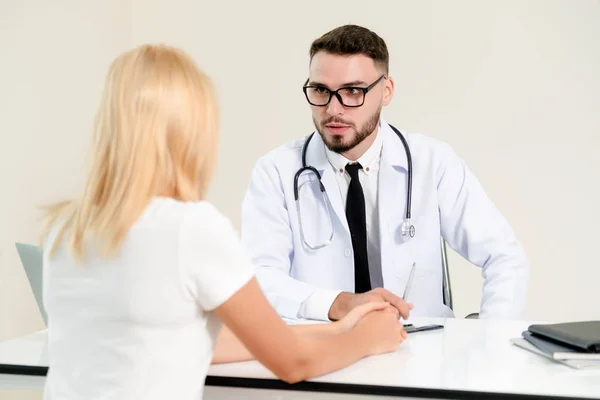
[382,75,395,106]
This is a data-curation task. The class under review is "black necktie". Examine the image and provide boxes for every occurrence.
[345,163,371,293]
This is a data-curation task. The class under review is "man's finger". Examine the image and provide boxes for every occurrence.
[351,301,389,317]
[386,307,400,318]
[381,303,400,316]
[379,291,411,319]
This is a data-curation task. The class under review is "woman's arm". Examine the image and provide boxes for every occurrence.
[213,278,407,383]
[212,301,390,364]
[212,322,337,364]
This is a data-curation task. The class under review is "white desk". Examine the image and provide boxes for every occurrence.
[1,318,599,399]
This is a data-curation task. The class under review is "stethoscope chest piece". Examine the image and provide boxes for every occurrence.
[401,219,416,239]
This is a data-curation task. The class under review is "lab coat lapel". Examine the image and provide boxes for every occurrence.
[307,132,350,233]
[378,121,409,250]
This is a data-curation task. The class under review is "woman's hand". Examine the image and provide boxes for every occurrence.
[335,301,398,332]
[354,309,408,356]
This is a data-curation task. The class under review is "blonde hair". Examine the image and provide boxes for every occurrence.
[42,44,219,261]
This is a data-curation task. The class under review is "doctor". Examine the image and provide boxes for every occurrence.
[241,24,529,322]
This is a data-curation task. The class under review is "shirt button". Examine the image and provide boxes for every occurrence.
[366,167,370,172]
[345,248,352,257]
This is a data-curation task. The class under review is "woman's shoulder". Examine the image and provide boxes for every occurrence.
[173,199,228,224]
[172,200,247,268]
[150,197,223,219]
[154,198,237,240]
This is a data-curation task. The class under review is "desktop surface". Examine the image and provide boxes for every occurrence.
[1,318,599,399]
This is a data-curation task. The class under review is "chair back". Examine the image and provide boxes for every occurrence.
[441,239,479,319]
[15,242,46,325]
[440,238,453,310]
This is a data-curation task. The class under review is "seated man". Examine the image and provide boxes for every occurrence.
[241,24,529,322]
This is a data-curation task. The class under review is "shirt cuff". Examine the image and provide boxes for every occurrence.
[298,289,343,321]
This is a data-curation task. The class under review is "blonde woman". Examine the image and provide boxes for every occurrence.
[41,44,407,400]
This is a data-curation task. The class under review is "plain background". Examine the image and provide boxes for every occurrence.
[1,3,599,396]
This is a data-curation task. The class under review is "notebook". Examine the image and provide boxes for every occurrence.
[511,338,600,370]
[528,321,600,353]
[522,331,600,360]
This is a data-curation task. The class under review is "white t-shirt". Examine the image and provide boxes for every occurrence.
[42,198,255,400]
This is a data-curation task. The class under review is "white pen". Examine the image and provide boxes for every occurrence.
[402,262,416,301]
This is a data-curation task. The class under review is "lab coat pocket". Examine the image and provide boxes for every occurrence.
[387,215,443,295]
[387,215,435,261]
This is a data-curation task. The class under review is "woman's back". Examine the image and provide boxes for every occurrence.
[40,43,406,400]
[43,198,254,399]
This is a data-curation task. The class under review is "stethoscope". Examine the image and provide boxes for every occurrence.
[293,124,414,250]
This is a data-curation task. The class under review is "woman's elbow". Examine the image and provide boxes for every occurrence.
[276,369,306,384]
[272,356,311,384]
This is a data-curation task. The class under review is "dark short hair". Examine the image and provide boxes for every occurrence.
[309,24,389,74]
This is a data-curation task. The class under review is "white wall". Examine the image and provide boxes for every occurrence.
[0,0,132,341]
[1,1,599,346]
[131,0,600,322]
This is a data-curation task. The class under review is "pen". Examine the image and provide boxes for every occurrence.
[402,262,416,301]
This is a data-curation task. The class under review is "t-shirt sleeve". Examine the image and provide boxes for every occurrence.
[181,202,255,311]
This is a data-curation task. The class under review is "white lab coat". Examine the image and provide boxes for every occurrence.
[241,119,529,320]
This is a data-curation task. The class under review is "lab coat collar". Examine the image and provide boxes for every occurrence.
[379,118,409,170]
[306,130,332,174]
[305,129,347,232]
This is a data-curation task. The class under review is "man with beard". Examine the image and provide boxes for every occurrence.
[240,24,529,322]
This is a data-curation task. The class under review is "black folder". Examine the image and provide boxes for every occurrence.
[528,321,600,353]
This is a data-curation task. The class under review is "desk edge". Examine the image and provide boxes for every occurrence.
[205,376,596,400]
[0,365,593,400]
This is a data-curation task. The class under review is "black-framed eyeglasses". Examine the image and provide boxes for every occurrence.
[302,75,386,107]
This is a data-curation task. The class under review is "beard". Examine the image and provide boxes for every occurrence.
[314,108,381,154]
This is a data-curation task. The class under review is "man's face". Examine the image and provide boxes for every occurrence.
[306,51,394,154]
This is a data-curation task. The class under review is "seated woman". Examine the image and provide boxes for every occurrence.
[40,44,407,400]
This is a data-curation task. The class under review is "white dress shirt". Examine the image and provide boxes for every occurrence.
[324,130,384,288]
[298,129,384,319]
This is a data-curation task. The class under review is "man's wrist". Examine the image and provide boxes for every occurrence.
[328,292,352,321]
[298,289,344,321]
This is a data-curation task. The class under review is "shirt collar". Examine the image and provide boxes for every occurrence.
[325,122,384,176]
